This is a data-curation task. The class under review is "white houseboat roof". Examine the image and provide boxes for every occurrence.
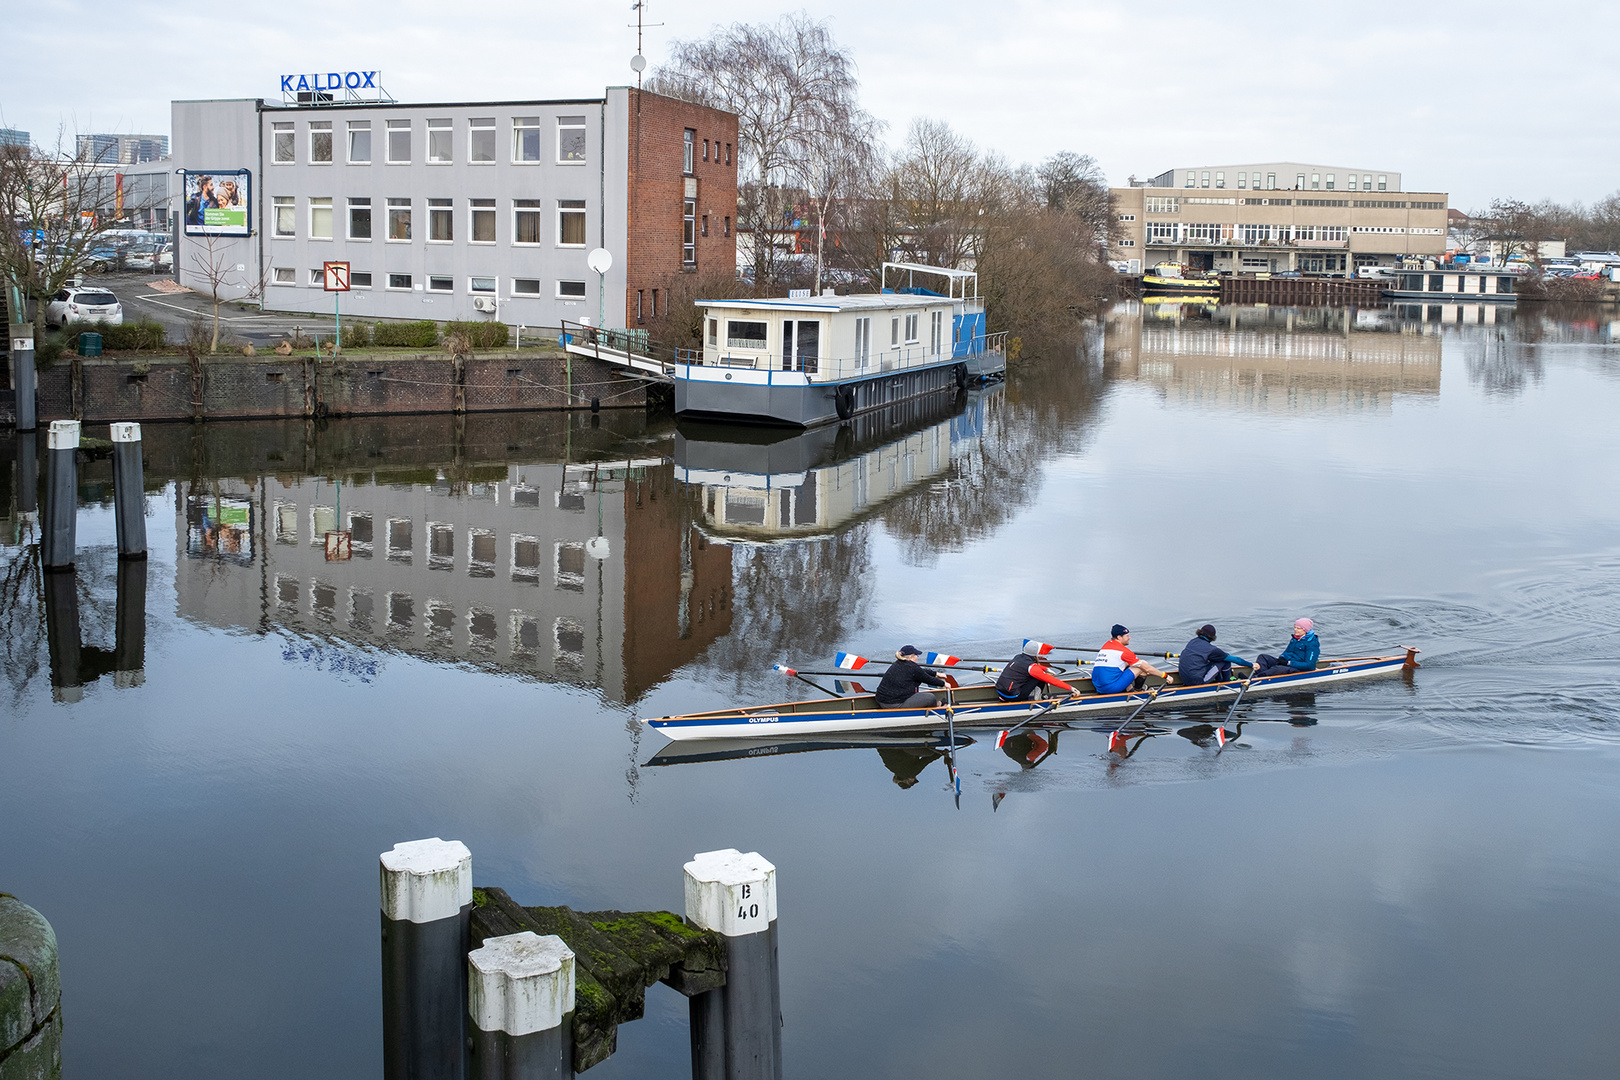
[697,291,968,314]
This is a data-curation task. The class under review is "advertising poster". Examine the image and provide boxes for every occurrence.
[183,170,252,236]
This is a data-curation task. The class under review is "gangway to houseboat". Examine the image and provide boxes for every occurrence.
[559,321,679,384]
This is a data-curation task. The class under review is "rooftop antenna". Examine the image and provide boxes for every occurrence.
[629,1,662,87]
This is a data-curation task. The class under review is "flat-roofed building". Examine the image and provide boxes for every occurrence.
[1113,162,1447,275]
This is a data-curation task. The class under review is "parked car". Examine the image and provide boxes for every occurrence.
[126,245,173,271]
[45,286,123,327]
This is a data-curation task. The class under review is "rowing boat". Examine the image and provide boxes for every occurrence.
[643,650,1419,741]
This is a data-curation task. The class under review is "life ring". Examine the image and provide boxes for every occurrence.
[835,384,855,420]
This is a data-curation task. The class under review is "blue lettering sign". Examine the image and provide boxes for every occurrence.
[296,74,310,91]
[361,71,376,87]
[280,75,294,92]
[280,70,382,95]
[327,72,342,89]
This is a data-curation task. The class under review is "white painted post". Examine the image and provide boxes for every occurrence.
[381,838,473,1080]
[41,420,78,569]
[468,932,575,1080]
[109,422,146,558]
[684,849,782,1080]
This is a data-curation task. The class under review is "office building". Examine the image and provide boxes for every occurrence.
[1112,162,1447,274]
[0,128,28,149]
[76,133,170,164]
[172,85,737,329]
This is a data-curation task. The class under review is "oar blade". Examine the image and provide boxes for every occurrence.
[924,652,961,666]
[1022,639,1055,656]
[771,663,797,677]
[833,652,870,670]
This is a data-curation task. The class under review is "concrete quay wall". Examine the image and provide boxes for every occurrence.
[26,351,647,426]
[0,895,60,1080]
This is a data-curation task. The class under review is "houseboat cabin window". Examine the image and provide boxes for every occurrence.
[891,317,900,346]
[854,317,871,366]
[726,320,768,349]
[782,320,820,374]
[930,311,943,355]
[708,319,718,347]
[904,313,920,344]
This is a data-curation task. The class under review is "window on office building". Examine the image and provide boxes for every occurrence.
[1378,174,1388,191]
[557,200,586,246]
[1326,173,1335,190]
[273,122,294,163]
[348,121,371,163]
[469,277,496,294]
[387,273,412,290]
[1296,173,1306,189]
[512,278,540,295]
[308,268,324,286]
[512,116,541,162]
[683,129,695,174]
[387,120,410,163]
[429,198,453,242]
[1215,171,1225,188]
[1312,173,1321,189]
[1201,171,1211,188]
[558,116,586,162]
[682,199,696,264]
[348,197,371,239]
[469,118,495,163]
[1237,173,1246,189]
[470,199,495,243]
[724,215,731,237]
[1185,173,1194,188]
[428,276,453,293]
[514,199,542,244]
[273,196,295,237]
[1267,172,1276,189]
[273,266,294,284]
[558,280,587,298]
[703,138,710,162]
[1347,175,1357,191]
[701,213,709,237]
[309,197,332,239]
[309,121,332,163]
[1364,174,1373,190]
[387,198,411,240]
[427,119,452,163]
[350,272,371,288]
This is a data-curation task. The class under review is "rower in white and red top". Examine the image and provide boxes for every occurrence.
[1089,625,1173,694]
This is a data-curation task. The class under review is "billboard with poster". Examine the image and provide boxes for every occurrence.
[183,170,252,236]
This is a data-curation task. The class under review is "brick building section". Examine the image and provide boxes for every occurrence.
[624,91,739,328]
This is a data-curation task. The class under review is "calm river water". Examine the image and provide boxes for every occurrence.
[4,301,1620,1079]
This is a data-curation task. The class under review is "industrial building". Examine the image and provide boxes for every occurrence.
[1112,162,1448,275]
[170,83,736,330]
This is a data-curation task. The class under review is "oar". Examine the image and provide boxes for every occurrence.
[1215,721,1245,755]
[1023,639,1181,660]
[1221,663,1262,729]
[832,652,997,674]
[771,664,844,698]
[1104,679,1175,751]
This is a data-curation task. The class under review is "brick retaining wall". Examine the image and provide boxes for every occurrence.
[30,351,648,425]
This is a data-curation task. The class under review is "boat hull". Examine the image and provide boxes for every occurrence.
[1141,275,1220,294]
[674,358,965,427]
[645,654,1415,741]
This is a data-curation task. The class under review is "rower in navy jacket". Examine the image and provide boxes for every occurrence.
[1177,624,1250,685]
[995,641,1077,701]
[874,645,948,708]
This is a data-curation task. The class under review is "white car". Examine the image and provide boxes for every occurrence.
[46,286,123,327]
[126,246,173,271]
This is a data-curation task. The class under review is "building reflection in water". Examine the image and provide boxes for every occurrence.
[1106,301,1443,411]
[168,416,734,705]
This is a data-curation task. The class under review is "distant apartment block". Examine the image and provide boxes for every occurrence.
[77,133,170,164]
[1113,162,1446,275]
[0,128,28,148]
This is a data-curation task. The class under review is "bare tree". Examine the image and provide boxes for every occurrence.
[795,109,884,294]
[1035,151,1116,248]
[0,128,155,337]
[648,12,869,291]
[188,234,266,353]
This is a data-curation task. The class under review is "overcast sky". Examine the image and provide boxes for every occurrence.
[5,0,1614,210]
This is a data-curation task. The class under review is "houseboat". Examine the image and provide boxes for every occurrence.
[674,263,1006,427]
[1383,268,1518,303]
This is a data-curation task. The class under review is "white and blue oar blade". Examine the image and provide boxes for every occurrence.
[833,652,870,670]
[924,652,961,666]
[772,663,798,677]
[1022,639,1055,656]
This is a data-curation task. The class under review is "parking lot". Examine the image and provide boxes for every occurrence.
[83,271,343,350]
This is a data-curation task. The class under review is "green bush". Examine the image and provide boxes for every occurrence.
[340,321,373,349]
[60,319,167,351]
[372,320,440,348]
[444,320,511,350]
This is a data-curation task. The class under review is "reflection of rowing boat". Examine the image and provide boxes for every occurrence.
[643,732,972,768]
[644,651,1419,741]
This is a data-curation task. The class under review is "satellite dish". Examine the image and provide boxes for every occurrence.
[587,247,613,275]
[630,54,647,73]
[586,536,611,559]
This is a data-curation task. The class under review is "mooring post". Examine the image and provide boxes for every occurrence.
[114,557,147,688]
[110,422,147,558]
[468,932,575,1080]
[10,323,37,432]
[42,568,82,703]
[41,420,79,570]
[684,849,782,1080]
[381,838,473,1080]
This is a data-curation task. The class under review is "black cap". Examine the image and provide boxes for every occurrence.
[1111,624,1129,638]
[898,644,921,656]
[1197,624,1217,640]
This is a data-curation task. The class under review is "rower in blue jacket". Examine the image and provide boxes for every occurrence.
[1177,624,1250,684]
[1254,618,1320,677]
